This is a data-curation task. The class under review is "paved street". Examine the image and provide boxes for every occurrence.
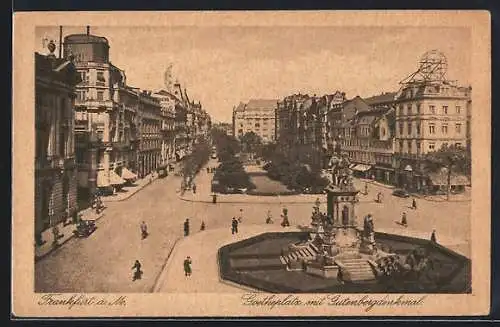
[35,159,471,293]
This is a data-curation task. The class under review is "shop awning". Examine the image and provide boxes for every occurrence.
[121,167,137,180]
[97,171,110,187]
[428,171,470,186]
[349,163,357,169]
[352,164,372,172]
[109,170,126,185]
[175,150,186,160]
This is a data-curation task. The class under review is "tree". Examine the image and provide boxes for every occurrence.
[425,143,471,200]
[258,142,278,162]
[182,138,210,179]
[240,131,263,154]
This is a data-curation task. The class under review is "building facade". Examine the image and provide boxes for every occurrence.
[137,91,162,178]
[393,80,471,192]
[233,99,277,144]
[152,90,177,168]
[338,107,396,183]
[35,45,81,244]
[64,31,130,198]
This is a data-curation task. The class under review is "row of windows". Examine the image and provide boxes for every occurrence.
[399,122,462,136]
[398,141,462,153]
[398,104,462,116]
[142,139,162,150]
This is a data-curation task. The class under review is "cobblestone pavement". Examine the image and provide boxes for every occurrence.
[35,159,470,293]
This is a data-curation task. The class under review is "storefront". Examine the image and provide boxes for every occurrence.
[428,170,470,194]
[373,165,394,185]
[350,164,372,179]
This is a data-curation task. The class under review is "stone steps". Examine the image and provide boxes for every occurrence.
[280,243,319,265]
[337,258,376,282]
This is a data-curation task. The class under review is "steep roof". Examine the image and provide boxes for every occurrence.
[35,53,81,85]
[246,99,278,110]
[234,102,246,112]
[363,92,397,106]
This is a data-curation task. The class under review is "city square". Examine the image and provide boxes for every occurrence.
[33,24,473,295]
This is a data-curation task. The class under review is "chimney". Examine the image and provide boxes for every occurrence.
[86,26,90,35]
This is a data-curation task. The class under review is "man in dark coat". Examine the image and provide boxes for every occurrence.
[183,256,192,277]
[132,260,142,281]
[430,229,437,243]
[231,217,239,234]
[140,221,148,239]
[401,212,408,227]
[412,198,417,210]
[184,219,190,236]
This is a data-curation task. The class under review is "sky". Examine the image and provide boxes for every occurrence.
[35,26,471,123]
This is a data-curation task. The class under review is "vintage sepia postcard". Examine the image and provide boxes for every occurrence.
[12,11,491,318]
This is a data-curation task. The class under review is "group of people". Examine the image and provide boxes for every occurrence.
[264,208,290,227]
[206,167,216,174]
[377,255,403,278]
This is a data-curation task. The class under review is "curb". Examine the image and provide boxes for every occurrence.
[102,176,160,203]
[34,212,106,263]
[177,195,375,205]
[151,237,182,293]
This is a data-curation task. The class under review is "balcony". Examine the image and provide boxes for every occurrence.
[396,152,422,160]
[35,156,75,172]
[113,140,131,150]
[74,99,114,109]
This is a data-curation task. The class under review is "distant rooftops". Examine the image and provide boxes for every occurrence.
[363,92,397,106]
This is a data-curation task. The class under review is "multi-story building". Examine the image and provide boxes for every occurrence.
[393,80,471,192]
[137,90,162,178]
[276,94,310,150]
[232,99,277,144]
[64,30,130,197]
[35,43,82,245]
[213,122,233,136]
[327,96,371,144]
[338,107,396,183]
[153,90,178,168]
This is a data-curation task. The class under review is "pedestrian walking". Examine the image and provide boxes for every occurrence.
[51,225,61,247]
[212,193,217,204]
[231,217,239,234]
[266,210,274,224]
[430,229,437,243]
[238,208,243,223]
[364,183,368,195]
[412,198,417,210]
[281,207,290,227]
[132,260,142,281]
[401,212,408,227]
[192,183,197,194]
[184,256,192,277]
[200,221,206,231]
[377,192,383,203]
[206,167,210,173]
[184,218,190,236]
[140,221,148,239]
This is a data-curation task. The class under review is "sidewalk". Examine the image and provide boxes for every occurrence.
[35,207,105,261]
[102,172,160,202]
[359,178,471,203]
